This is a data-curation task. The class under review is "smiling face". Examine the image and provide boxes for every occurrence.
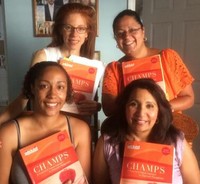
[125,88,158,140]
[32,66,68,116]
[62,13,88,53]
[114,15,145,58]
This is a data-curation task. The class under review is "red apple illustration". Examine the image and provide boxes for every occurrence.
[59,168,76,183]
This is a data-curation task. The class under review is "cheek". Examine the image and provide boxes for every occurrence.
[149,111,158,123]
[126,106,136,120]
[58,90,67,100]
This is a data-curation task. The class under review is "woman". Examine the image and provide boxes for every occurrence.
[0,3,100,125]
[93,78,200,184]
[102,9,194,116]
[0,62,91,184]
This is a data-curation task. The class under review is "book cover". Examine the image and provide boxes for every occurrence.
[120,141,174,184]
[122,55,166,95]
[20,131,88,184]
[59,55,104,114]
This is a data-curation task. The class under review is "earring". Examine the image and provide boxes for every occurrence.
[144,37,147,42]
[116,44,119,48]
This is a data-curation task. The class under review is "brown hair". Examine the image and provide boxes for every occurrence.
[49,3,96,59]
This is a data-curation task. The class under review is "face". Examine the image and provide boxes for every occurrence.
[47,0,55,5]
[32,66,68,116]
[62,13,88,52]
[115,15,145,57]
[125,88,158,138]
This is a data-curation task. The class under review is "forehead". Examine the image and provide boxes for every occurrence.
[129,88,156,102]
[116,15,139,28]
[38,66,66,80]
[63,13,87,26]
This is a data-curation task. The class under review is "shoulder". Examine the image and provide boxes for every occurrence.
[160,48,181,58]
[31,48,47,66]
[69,116,90,135]
[0,120,19,150]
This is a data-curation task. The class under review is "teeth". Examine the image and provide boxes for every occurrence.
[46,103,57,107]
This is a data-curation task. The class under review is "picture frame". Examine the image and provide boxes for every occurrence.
[93,50,100,60]
[127,0,136,10]
[32,0,99,37]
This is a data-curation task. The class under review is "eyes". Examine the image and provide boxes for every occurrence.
[63,24,88,34]
[38,82,66,92]
[115,27,141,38]
[127,100,157,110]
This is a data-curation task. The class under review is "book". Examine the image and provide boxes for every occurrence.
[122,54,167,95]
[59,55,105,114]
[20,131,88,184]
[120,141,174,184]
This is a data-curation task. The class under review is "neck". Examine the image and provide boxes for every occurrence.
[126,131,149,142]
[60,46,80,58]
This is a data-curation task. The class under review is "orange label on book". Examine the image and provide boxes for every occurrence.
[120,141,174,184]
[122,55,166,94]
[59,58,97,93]
[20,131,87,184]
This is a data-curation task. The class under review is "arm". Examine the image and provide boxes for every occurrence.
[92,136,111,184]
[180,139,200,183]
[0,94,28,125]
[102,93,117,116]
[73,119,91,182]
[76,99,101,116]
[170,84,194,112]
[101,62,120,116]
[0,122,18,184]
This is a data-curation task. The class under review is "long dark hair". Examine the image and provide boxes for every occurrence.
[101,78,181,146]
[49,3,96,59]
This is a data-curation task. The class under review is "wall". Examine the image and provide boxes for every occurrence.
[3,0,125,122]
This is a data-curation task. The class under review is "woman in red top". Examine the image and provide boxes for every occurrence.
[102,9,194,116]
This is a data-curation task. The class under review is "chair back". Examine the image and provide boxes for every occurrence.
[173,112,199,148]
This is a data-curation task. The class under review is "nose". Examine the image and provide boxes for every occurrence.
[70,27,79,35]
[135,105,145,116]
[48,86,57,97]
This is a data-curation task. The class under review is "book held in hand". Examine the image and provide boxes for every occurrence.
[20,131,88,184]
[122,54,167,97]
[59,55,105,114]
[120,141,174,184]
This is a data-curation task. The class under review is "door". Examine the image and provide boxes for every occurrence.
[140,0,200,164]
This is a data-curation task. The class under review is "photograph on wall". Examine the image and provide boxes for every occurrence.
[33,0,98,37]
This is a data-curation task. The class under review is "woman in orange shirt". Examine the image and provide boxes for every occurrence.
[102,9,194,116]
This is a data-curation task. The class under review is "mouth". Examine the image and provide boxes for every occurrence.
[69,39,79,45]
[134,118,147,125]
[45,102,58,108]
[124,41,134,46]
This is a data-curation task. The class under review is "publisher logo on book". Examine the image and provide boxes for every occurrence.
[151,57,158,63]
[162,147,171,155]
[57,132,66,142]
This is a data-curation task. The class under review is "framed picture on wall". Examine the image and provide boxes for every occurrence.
[127,0,136,10]
[33,0,99,37]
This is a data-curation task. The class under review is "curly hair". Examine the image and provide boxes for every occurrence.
[49,3,96,59]
[101,78,181,146]
[22,62,73,103]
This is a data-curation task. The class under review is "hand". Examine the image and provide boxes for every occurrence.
[76,100,101,115]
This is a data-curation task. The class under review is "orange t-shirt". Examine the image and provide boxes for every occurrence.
[102,49,194,101]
